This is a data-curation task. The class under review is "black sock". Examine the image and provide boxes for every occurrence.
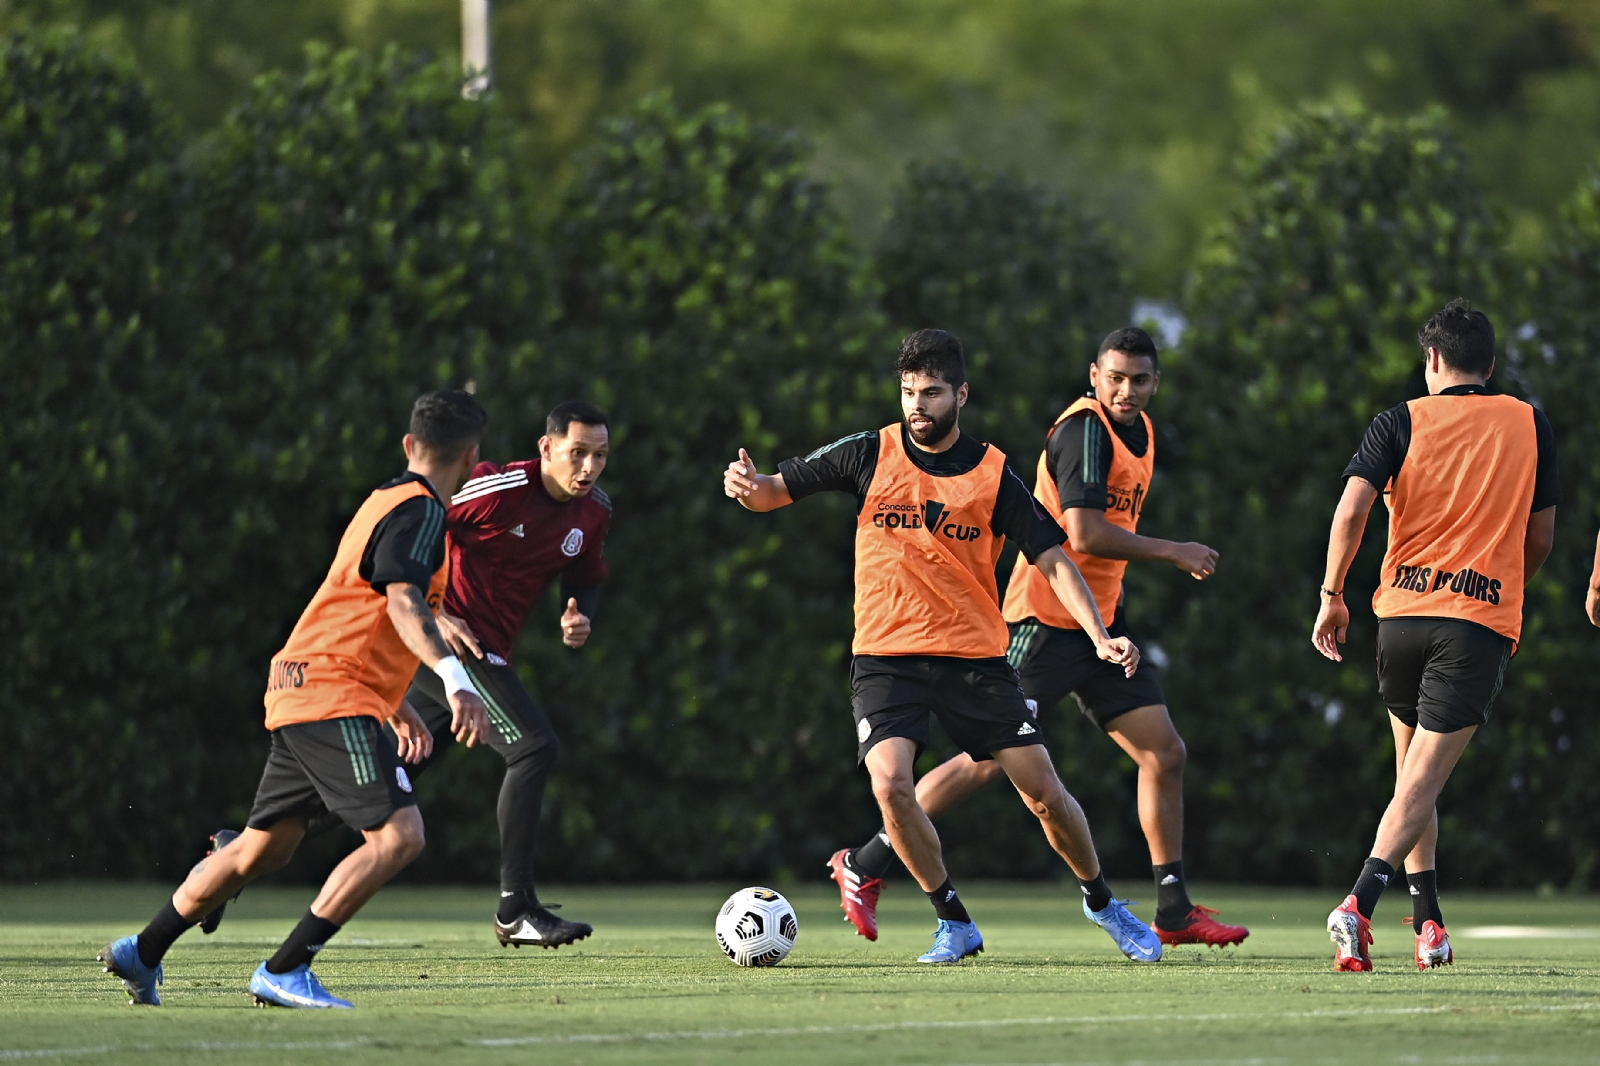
[1153,861,1194,927]
[497,743,555,916]
[1079,872,1113,913]
[1407,869,1443,929]
[265,910,342,974]
[926,879,971,924]
[850,831,896,880]
[497,887,541,923]
[136,899,196,968]
[1349,857,1395,919]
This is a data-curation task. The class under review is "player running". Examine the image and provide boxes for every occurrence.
[828,327,1248,949]
[402,399,612,948]
[200,400,613,950]
[99,391,492,1007]
[724,329,1162,965]
[1313,299,1558,972]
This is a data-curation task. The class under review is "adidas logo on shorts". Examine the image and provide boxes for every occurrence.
[1016,721,1037,736]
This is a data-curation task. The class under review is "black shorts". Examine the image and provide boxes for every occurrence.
[399,654,558,773]
[851,654,1041,764]
[1376,617,1512,733]
[247,716,418,833]
[1006,607,1166,730]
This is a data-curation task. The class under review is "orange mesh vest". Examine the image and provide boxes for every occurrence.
[1002,398,1154,629]
[1371,393,1537,645]
[264,480,449,729]
[852,426,1010,658]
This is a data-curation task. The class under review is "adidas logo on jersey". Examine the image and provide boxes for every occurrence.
[508,524,525,537]
[1016,721,1037,736]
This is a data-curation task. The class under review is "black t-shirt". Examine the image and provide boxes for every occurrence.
[1043,395,1150,511]
[1342,385,1560,512]
[359,472,449,594]
[777,425,1068,562]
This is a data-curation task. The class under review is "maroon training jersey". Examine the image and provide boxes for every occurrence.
[444,459,612,662]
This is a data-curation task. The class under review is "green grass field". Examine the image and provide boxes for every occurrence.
[4,880,1600,1064]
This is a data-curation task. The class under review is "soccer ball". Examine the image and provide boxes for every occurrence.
[715,887,798,967]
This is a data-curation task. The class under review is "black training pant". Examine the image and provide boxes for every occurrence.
[398,656,560,895]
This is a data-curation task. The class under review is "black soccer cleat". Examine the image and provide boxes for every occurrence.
[494,904,593,949]
[199,830,240,935]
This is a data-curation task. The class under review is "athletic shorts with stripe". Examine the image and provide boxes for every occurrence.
[1006,606,1166,730]
[398,655,558,775]
[247,716,417,833]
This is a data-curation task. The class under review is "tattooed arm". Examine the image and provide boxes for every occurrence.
[385,583,489,747]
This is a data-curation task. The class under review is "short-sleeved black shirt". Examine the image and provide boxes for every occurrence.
[777,425,1068,562]
[1342,385,1560,512]
[1043,395,1150,511]
[360,472,449,594]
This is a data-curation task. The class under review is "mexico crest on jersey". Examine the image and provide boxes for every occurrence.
[561,528,584,557]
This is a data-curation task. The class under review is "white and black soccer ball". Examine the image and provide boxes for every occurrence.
[715,887,798,967]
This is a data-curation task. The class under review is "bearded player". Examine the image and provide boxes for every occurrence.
[201,400,612,951]
[1314,299,1558,971]
[725,329,1162,965]
[99,391,491,1008]
[828,327,1248,949]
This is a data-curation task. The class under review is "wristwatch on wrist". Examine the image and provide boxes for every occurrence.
[1319,586,1344,599]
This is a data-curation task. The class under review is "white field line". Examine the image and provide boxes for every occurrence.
[4,1001,1599,1060]
[1459,926,1600,939]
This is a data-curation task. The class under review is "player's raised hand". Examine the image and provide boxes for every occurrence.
[437,609,484,659]
[1095,635,1141,678]
[448,689,490,748]
[388,699,434,764]
[1312,596,1349,661]
[1172,541,1219,580]
[724,448,762,499]
[560,597,591,648]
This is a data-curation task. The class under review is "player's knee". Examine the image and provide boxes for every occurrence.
[1152,735,1187,777]
[870,769,916,811]
[377,812,426,864]
[510,736,559,773]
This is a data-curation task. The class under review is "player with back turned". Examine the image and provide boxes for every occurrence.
[98,391,491,1008]
[200,401,614,950]
[1313,299,1559,972]
[828,327,1248,948]
[724,329,1163,965]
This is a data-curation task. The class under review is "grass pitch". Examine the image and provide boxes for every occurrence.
[3,881,1600,1065]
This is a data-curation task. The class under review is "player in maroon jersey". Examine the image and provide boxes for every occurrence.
[199,400,612,949]
[407,399,612,948]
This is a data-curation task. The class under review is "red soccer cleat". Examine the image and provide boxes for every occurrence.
[1410,918,1453,970]
[1155,905,1249,948]
[1328,894,1374,972]
[827,848,884,941]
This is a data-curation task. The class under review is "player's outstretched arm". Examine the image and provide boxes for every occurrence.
[385,583,490,747]
[1063,508,1218,580]
[1034,545,1140,677]
[1312,477,1379,662]
[436,609,484,659]
[724,448,794,512]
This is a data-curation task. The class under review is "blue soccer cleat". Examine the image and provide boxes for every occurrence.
[1083,897,1163,962]
[97,935,163,1005]
[248,962,354,1009]
[917,919,985,964]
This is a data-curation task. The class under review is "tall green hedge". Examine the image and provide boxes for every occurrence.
[0,30,207,876]
[10,26,1600,890]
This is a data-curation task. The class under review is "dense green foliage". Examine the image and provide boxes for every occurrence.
[875,161,1128,465]
[8,24,1600,891]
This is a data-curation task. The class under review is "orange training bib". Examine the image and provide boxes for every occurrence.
[1370,393,1537,645]
[264,480,449,729]
[852,426,1010,658]
[1002,398,1154,630]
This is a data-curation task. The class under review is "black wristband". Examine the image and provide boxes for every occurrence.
[1320,586,1344,598]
